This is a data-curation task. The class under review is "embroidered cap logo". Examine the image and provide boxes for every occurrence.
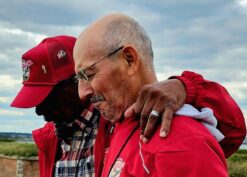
[57,50,66,59]
[22,59,33,81]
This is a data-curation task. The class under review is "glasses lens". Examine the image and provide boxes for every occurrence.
[76,70,88,83]
[73,76,79,84]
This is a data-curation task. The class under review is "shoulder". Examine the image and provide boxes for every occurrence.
[143,116,222,154]
[32,122,56,146]
[32,122,55,136]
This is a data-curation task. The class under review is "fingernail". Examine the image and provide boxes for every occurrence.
[143,137,148,143]
[160,131,167,137]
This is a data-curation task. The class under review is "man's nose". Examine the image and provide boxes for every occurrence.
[78,80,93,101]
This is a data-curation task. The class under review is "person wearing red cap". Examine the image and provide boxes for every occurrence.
[11,35,245,177]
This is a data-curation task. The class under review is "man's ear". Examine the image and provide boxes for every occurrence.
[122,46,139,76]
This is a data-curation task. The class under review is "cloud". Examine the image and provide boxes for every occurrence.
[242,109,247,123]
[222,81,247,101]
[0,75,21,89]
[0,109,24,116]
[0,97,9,103]
[0,119,45,133]
[0,0,246,133]
[0,75,23,100]
[0,23,48,80]
[237,0,247,7]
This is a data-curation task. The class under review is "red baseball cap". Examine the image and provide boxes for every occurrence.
[11,35,76,108]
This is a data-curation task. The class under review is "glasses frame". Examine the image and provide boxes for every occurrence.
[75,46,124,83]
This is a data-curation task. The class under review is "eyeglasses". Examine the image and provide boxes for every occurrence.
[74,46,124,84]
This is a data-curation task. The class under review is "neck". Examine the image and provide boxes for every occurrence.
[124,71,157,112]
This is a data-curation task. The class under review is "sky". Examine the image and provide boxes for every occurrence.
[0,0,246,133]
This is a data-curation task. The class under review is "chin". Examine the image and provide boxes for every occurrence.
[101,110,122,123]
[101,111,114,122]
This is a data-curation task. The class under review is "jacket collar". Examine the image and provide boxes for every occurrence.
[102,117,139,177]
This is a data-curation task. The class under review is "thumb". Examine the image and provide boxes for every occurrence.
[124,103,136,118]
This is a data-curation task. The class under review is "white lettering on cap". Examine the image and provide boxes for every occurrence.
[41,65,47,74]
[57,50,66,59]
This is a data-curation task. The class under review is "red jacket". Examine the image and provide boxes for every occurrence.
[101,116,228,177]
[33,71,246,177]
[32,122,58,177]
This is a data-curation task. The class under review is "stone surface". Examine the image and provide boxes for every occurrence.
[0,155,39,177]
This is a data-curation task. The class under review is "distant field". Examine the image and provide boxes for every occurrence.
[228,149,247,177]
[0,139,37,157]
[0,139,246,176]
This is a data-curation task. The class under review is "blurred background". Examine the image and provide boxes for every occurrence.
[0,0,246,133]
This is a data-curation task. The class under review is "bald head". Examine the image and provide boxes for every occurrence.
[77,13,131,43]
[73,13,154,72]
[73,14,128,66]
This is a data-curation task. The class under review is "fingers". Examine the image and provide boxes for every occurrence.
[139,96,155,140]
[134,80,185,143]
[142,100,164,143]
[135,86,150,115]
[125,101,154,140]
[124,100,160,142]
[142,101,177,143]
[160,106,174,138]
[124,103,136,118]
[142,112,160,143]
[125,101,157,142]
[140,112,148,140]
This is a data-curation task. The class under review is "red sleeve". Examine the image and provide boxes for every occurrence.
[170,70,246,158]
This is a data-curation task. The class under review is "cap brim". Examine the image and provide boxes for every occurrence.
[11,85,54,108]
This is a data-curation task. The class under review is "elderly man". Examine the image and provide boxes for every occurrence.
[74,14,245,176]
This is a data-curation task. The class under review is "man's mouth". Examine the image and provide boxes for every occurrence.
[94,102,104,110]
[90,94,104,103]
[90,94,105,110]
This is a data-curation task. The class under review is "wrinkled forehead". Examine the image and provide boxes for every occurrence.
[74,35,104,73]
[74,45,104,72]
[74,19,109,70]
